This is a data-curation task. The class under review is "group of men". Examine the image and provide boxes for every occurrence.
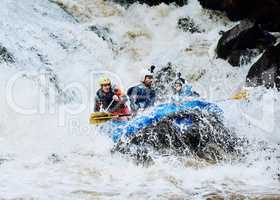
[94,66,198,119]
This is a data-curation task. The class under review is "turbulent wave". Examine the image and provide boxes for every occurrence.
[0,0,279,199]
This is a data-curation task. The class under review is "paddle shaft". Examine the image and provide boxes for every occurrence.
[104,99,115,112]
[92,113,131,120]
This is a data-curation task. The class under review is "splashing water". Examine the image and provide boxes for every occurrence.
[0,0,279,199]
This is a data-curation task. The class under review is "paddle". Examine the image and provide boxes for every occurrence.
[215,89,249,102]
[89,90,249,125]
[89,112,131,125]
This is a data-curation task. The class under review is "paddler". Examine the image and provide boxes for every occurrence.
[127,65,156,114]
[172,73,200,103]
[94,76,130,120]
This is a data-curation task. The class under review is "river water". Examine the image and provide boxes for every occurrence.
[0,0,279,199]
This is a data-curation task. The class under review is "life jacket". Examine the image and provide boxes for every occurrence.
[111,106,130,116]
[111,86,130,116]
[95,88,115,112]
[172,85,199,103]
[95,86,130,115]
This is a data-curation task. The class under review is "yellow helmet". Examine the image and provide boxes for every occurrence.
[99,76,111,86]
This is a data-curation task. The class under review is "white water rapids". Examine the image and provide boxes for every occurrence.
[0,0,279,199]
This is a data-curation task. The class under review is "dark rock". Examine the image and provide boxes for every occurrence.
[112,109,244,164]
[197,0,280,31]
[0,158,10,165]
[0,45,15,64]
[48,153,62,164]
[29,67,78,104]
[89,25,113,43]
[108,0,187,6]
[88,25,120,54]
[246,44,280,90]
[238,49,261,66]
[197,0,249,21]
[37,53,51,65]
[49,33,75,51]
[29,47,52,65]
[227,49,261,66]
[249,0,280,32]
[0,154,13,166]
[218,30,225,35]
[216,21,276,66]
[198,0,227,14]
[49,0,79,22]
[177,17,203,33]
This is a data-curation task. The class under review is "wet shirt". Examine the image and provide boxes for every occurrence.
[172,85,197,103]
[94,89,115,112]
[94,88,128,113]
[127,83,156,112]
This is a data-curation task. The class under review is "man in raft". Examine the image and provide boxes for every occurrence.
[94,76,130,119]
[172,73,200,103]
[127,65,156,114]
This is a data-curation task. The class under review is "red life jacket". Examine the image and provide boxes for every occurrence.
[111,86,131,116]
[111,106,130,116]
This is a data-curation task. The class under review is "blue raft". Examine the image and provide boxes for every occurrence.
[111,100,223,142]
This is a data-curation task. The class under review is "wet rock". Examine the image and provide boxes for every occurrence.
[0,158,10,165]
[245,0,280,32]
[89,25,113,43]
[0,45,15,64]
[29,46,52,65]
[177,17,203,33]
[197,0,280,31]
[49,0,79,22]
[197,0,224,13]
[108,0,187,7]
[37,53,51,65]
[49,33,79,51]
[42,68,79,103]
[24,67,79,104]
[88,25,120,54]
[216,21,276,66]
[255,1,280,32]
[112,109,244,164]
[197,0,249,21]
[0,154,14,166]
[48,153,62,164]
[246,44,280,90]
[229,49,260,66]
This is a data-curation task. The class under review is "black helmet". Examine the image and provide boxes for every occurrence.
[144,65,156,79]
[174,72,185,86]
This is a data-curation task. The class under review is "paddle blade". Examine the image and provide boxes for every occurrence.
[231,90,249,100]
[89,112,113,125]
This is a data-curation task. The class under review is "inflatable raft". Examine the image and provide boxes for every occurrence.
[111,100,223,142]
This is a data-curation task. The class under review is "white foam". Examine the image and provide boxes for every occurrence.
[0,0,279,199]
